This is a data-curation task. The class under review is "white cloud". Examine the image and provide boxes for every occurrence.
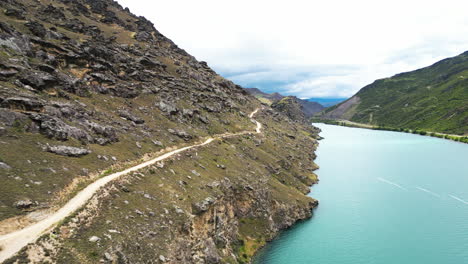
[116,0,468,98]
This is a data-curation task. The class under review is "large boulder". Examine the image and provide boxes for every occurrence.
[29,114,92,143]
[191,197,215,215]
[1,97,45,112]
[19,71,57,90]
[0,109,30,127]
[14,199,36,209]
[25,21,47,38]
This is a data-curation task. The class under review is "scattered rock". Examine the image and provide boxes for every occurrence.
[152,140,163,147]
[118,110,144,124]
[199,115,209,124]
[174,207,184,214]
[139,57,165,68]
[4,8,26,19]
[157,101,178,115]
[14,199,35,209]
[168,129,192,140]
[0,69,18,78]
[192,197,215,215]
[44,145,91,157]
[20,71,57,91]
[86,121,118,143]
[178,180,187,186]
[1,97,44,112]
[25,21,47,38]
[104,252,113,261]
[135,209,144,215]
[207,181,220,189]
[203,238,221,263]
[0,162,11,170]
[89,236,100,242]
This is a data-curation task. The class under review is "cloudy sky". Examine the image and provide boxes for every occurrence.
[117,0,468,99]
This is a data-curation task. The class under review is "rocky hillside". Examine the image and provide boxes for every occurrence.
[317,52,468,135]
[271,96,307,123]
[0,0,321,263]
[245,88,325,117]
[244,88,283,104]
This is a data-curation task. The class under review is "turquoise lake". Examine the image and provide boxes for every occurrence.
[254,124,468,264]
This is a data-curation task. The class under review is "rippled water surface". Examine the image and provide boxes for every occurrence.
[254,124,468,264]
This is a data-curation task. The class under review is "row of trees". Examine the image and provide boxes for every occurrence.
[311,119,467,144]
[374,126,468,143]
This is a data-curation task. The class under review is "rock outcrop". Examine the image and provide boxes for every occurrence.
[271,96,307,123]
[245,88,325,117]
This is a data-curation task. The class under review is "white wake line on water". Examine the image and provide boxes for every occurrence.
[416,187,441,198]
[377,177,407,191]
[449,195,468,205]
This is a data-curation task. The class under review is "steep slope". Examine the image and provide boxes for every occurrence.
[245,88,325,117]
[0,0,256,222]
[318,52,468,135]
[0,0,321,263]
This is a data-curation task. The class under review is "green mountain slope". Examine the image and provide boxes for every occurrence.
[319,51,468,135]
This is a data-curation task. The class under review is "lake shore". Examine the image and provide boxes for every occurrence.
[311,118,468,144]
[254,124,468,264]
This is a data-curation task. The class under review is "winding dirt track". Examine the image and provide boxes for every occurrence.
[0,108,263,262]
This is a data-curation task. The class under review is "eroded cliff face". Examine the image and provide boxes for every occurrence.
[171,179,317,263]
[0,0,321,263]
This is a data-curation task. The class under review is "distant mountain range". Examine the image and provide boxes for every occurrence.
[306,97,346,107]
[317,51,468,135]
[245,88,325,117]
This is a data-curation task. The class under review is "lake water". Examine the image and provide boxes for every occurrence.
[254,124,468,264]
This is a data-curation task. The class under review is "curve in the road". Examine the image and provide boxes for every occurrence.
[0,108,263,262]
